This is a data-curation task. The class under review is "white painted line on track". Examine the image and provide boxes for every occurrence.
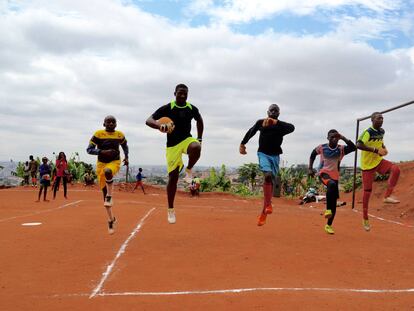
[0,200,83,223]
[95,286,414,297]
[21,222,42,226]
[89,207,156,299]
[353,209,414,228]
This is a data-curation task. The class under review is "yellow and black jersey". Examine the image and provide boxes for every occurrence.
[88,130,127,163]
[358,126,384,170]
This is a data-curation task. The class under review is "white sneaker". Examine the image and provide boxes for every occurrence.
[104,196,113,207]
[183,168,192,183]
[384,197,400,204]
[363,219,370,232]
[167,208,176,224]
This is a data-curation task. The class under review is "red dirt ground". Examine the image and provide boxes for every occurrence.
[1,161,413,311]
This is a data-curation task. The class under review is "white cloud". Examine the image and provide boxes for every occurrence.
[0,1,413,168]
[187,0,403,24]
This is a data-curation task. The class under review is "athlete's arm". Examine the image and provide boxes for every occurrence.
[356,130,379,154]
[279,121,295,135]
[308,149,318,177]
[121,141,129,166]
[239,144,247,155]
[146,105,169,130]
[196,115,204,143]
[145,115,162,130]
[356,141,378,154]
[340,135,356,155]
[241,121,261,145]
[86,142,100,156]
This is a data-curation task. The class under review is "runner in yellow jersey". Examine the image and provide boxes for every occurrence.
[87,115,129,234]
[357,112,400,232]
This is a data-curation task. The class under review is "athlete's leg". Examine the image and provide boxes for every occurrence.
[102,186,107,200]
[167,167,179,209]
[376,160,401,198]
[362,169,376,220]
[186,142,201,170]
[102,168,115,221]
[263,172,273,214]
[326,180,338,226]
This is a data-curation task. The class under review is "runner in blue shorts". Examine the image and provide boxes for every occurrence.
[240,104,295,226]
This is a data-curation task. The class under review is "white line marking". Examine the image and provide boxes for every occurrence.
[353,209,414,228]
[89,207,156,299]
[21,222,42,226]
[95,286,414,296]
[0,200,83,223]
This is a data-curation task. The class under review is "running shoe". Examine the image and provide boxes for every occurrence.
[257,212,267,226]
[168,208,176,224]
[363,219,370,231]
[104,196,113,207]
[108,217,116,235]
[324,209,333,219]
[324,224,334,234]
[264,205,273,215]
[183,168,192,183]
[384,197,400,204]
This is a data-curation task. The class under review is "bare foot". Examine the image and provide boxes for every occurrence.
[44,199,50,202]
[35,200,40,202]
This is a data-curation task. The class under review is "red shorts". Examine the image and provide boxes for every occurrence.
[362,159,393,191]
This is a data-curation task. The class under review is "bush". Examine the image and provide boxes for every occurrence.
[341,173,362,193]
[200,165,231,192]
[230,184,260,196]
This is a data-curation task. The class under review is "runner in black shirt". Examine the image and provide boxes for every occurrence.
[240,104,295,226]
[146,84,204,224]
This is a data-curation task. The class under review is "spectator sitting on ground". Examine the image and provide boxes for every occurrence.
[83,171,95,186]
[189,176,201,197]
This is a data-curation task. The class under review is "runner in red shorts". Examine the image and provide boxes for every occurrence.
[357,112,400,232]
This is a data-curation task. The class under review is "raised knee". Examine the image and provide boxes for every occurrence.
[193,143,201,153]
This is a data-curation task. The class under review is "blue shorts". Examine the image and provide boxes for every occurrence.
[257,152,280,177]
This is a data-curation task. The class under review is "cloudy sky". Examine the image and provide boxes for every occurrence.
[1,0,413,168]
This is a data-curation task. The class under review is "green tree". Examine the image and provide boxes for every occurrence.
[238,163,260,190]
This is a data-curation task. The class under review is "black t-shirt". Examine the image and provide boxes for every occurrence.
[241,119,295,155]
[152,102,201,147]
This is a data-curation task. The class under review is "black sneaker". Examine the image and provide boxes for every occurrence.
[108,217,116,234]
